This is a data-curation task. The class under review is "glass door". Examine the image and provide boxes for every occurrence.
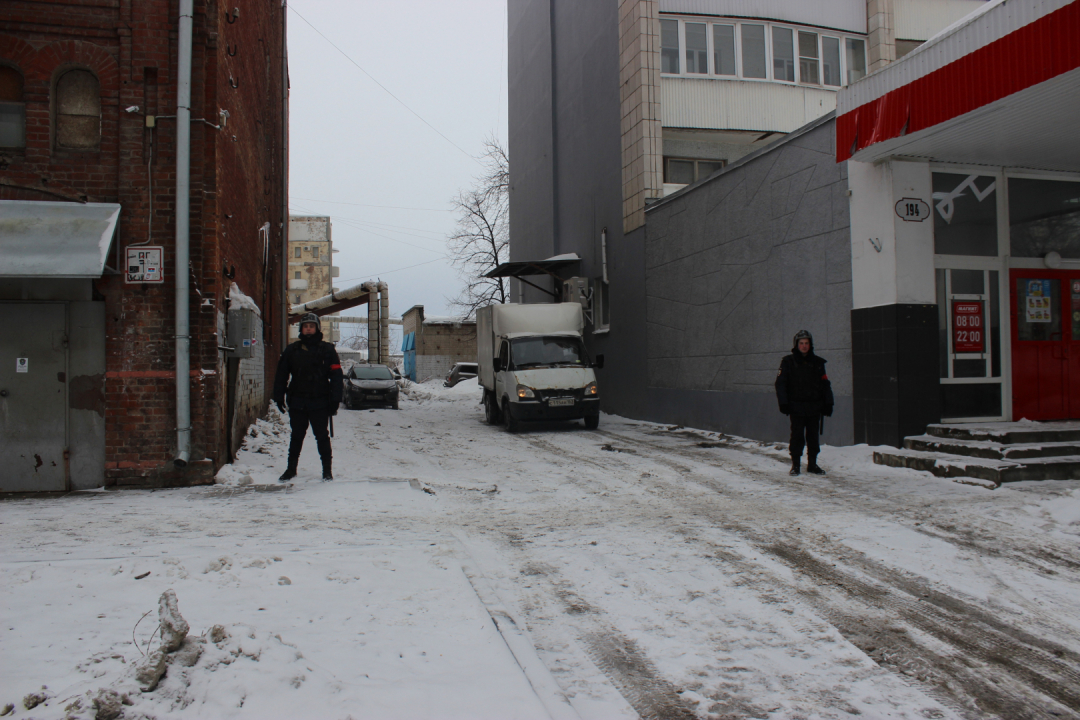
[1010,270,1080,420]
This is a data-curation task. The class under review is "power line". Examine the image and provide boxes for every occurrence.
[288,5,482,167]
[290,204,445,254]
[337,255,451,285]
[291,196,452,212]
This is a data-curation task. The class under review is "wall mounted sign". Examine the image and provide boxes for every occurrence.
[16,358,28,373]
[895,197,930,222]
[126,246,164,284]
[952,301,984,353]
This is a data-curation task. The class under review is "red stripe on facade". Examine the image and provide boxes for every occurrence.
[837,2,1080,162]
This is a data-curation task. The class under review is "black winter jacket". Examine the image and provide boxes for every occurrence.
[775,347,834,417]
[273,332,344,410]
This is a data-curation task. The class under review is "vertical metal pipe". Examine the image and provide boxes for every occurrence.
[379,282,389,365]
[174,0,193,467]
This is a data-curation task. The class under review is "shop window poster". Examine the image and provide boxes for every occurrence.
[1026,280,1052,323]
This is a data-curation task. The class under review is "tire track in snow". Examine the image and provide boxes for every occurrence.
[583,427,1080,719]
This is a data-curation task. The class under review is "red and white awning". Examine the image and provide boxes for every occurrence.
[836,0,1080,171]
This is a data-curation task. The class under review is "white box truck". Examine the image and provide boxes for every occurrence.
[477,303,604,432]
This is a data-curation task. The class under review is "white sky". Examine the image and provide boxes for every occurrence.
[286,0,508,325]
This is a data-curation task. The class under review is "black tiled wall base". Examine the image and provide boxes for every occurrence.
[852,304,940,447]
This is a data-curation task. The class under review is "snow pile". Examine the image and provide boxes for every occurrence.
[214,409,288,486]
[227,283,260,314]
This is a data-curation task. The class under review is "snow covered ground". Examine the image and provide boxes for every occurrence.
[3,378,1080,719]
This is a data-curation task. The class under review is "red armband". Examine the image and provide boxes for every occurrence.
[330,364,341,370]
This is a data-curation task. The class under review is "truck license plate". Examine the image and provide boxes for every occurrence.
[549,397,574,407]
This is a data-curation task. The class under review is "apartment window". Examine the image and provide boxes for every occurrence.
[55,69,100,149]
[713,25,736,76]
[294,271,301,280]
[772,27,795,82]
[685,23,708,74]
[665,157,725,185]
[0,66,25,148]
[312,246,320,259]
[294,247,301,258]
[822,37,841,86]
[846,38,867,84]
[741,24,767,79]
[294,295,301,304]
[661,19,680,74]
[798,31,820,84]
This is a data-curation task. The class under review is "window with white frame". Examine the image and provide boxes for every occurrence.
[659,16,867,89]
[664,157,725,185]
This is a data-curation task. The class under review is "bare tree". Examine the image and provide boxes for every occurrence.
[446,137,509,318]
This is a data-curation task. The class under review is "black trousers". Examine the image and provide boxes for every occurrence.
[789,414,820,462]
[288,406,332,469]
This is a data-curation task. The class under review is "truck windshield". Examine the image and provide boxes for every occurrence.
[511,336,587,368]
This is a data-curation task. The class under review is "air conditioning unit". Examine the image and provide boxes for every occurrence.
[562,277,592,323]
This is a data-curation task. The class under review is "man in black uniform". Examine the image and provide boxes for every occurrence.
[775,329,833,476]
[273,313,344,482]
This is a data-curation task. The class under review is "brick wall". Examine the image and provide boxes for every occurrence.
[0,0,287,486]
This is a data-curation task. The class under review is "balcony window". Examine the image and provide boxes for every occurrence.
[685,23,708,74]
[822,36,841,86]
[741,24,766,79]
[772,27,795,82]
[798,31,820,84]
[665,157,725,185]
[713,25,736,76]
[661,19,680,74]
[846,38,867,84]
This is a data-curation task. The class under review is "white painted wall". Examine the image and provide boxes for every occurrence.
[894,0,987,41]
[660,0,867,33]
[849,159,935,309]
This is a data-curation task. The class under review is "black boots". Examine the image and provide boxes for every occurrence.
[806,461,826,475]
[278,466,297,483]
[321,460,333,482]
[789,458,800,476]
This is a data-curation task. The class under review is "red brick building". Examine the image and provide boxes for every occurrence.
[0,0,289,490]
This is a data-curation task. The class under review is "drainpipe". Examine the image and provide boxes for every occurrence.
[174,0,193,467]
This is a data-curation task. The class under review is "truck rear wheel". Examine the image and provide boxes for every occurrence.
[484,391,502,425]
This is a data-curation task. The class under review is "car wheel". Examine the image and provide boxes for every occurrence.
[502,399,520,434]
[484,391,502,425]
[584,415,599,429]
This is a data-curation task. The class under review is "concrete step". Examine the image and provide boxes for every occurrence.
[874,448,1080,483]
[904,435,1080,460]
[926,421,1080,445]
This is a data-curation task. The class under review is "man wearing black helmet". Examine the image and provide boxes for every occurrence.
[273,313,344,481]
[775,330,833,476]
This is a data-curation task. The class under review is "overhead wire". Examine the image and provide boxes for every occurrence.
[291,196,452,212]
[290,204,446,254]
[288,4,482,167]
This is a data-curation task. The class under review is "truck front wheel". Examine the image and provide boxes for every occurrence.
[502,399,520,434]
[484,391,502,425]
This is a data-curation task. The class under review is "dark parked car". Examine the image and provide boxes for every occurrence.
[344,364,400,410]
[444,362,478,388]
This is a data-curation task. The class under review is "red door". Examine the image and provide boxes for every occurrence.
[1010,270,1080,420]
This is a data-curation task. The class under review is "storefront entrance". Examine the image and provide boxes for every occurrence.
[1010,269,1080,421]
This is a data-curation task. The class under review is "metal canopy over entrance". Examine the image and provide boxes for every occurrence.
[485,254,580,298]
[0,200,121,278]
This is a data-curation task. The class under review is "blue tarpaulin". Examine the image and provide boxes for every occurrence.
[402,332,416,381]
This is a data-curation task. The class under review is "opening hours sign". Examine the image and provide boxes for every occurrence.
[952,301,984,353]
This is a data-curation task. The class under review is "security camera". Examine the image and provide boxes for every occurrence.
[125,105,140,113]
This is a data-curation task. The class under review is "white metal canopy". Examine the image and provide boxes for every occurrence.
[0,200,121,278]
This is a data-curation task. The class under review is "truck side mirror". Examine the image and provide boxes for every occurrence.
[594,354,605,369]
